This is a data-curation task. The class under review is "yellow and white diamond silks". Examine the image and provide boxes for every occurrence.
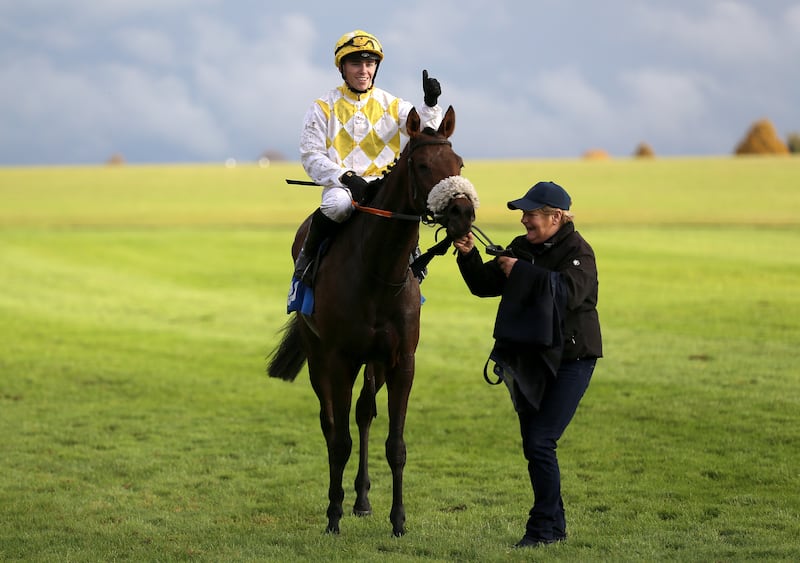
[300,84,442,190]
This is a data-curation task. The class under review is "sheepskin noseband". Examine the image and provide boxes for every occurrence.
[427,176,480,214]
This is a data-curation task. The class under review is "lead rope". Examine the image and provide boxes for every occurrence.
[469,225,507,256]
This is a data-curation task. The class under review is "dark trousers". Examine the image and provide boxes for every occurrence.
[517,358,596,541]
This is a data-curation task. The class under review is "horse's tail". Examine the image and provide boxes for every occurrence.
[266,314,307,382]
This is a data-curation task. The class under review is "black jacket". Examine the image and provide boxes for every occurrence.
[457,222,603,362]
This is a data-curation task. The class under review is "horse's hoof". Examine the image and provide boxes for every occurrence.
[325,525,340,535]
[353,501,372,517]
[392,527,406,537]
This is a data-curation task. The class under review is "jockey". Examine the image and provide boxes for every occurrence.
[293,29,444,285]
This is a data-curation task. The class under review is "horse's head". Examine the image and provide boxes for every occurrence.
[426,176,479,239]
[404,106,475,238]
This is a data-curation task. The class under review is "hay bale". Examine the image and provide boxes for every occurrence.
[633,142,655,158]
[582,148,610,160]
[106,153,125,165]
[734,119,789,155]
[261,150,287,162]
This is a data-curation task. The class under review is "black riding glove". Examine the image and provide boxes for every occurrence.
[422,69,441,107]
[340,170,370,202]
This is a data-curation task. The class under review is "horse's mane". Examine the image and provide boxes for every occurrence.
[361,176,386,205]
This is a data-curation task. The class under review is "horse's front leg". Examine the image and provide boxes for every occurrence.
[353,365,374,517]
[312,365,355,535]
[385,356,414,537]
[353,363,386,516]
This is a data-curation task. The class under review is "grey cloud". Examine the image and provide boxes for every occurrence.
[1,1,798,164]
[115,27,177,67]
[635,2,782,64]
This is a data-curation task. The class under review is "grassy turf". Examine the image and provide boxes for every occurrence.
[1,157,799,561]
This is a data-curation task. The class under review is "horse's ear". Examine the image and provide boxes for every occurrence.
[407,108,421,137]
[438,105,456,139]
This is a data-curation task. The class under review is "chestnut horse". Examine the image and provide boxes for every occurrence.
[267,106,472,536]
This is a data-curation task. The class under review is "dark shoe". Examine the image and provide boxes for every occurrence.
[513,535,565,549]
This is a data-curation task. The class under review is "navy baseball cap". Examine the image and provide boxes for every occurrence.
[507,181,571,211]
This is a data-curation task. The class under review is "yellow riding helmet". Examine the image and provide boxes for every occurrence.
[334,30,384,68]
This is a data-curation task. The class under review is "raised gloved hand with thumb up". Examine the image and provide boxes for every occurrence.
[422,69,441,107]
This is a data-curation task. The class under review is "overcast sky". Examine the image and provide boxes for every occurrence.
[1,0,799,165]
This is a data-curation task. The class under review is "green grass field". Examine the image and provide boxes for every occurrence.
[1,157,799,561]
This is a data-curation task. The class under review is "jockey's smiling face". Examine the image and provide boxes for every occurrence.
[343,59,377,92]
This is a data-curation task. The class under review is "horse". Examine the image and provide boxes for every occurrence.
[267,106,474,536]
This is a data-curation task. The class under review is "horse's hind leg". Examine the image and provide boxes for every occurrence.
[353,364,385,516]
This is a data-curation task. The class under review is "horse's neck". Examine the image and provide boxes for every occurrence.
[356,170,419,276]
[373,167,413,216]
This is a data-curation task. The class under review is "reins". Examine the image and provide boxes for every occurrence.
[286,136,451,225]
[351,200,423,222]
[286,179,506,257]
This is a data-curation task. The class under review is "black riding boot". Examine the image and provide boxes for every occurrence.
[294,208,340,283]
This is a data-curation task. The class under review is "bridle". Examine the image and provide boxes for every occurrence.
[352,134,453,225]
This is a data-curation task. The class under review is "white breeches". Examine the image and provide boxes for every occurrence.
[320,186,355,223]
